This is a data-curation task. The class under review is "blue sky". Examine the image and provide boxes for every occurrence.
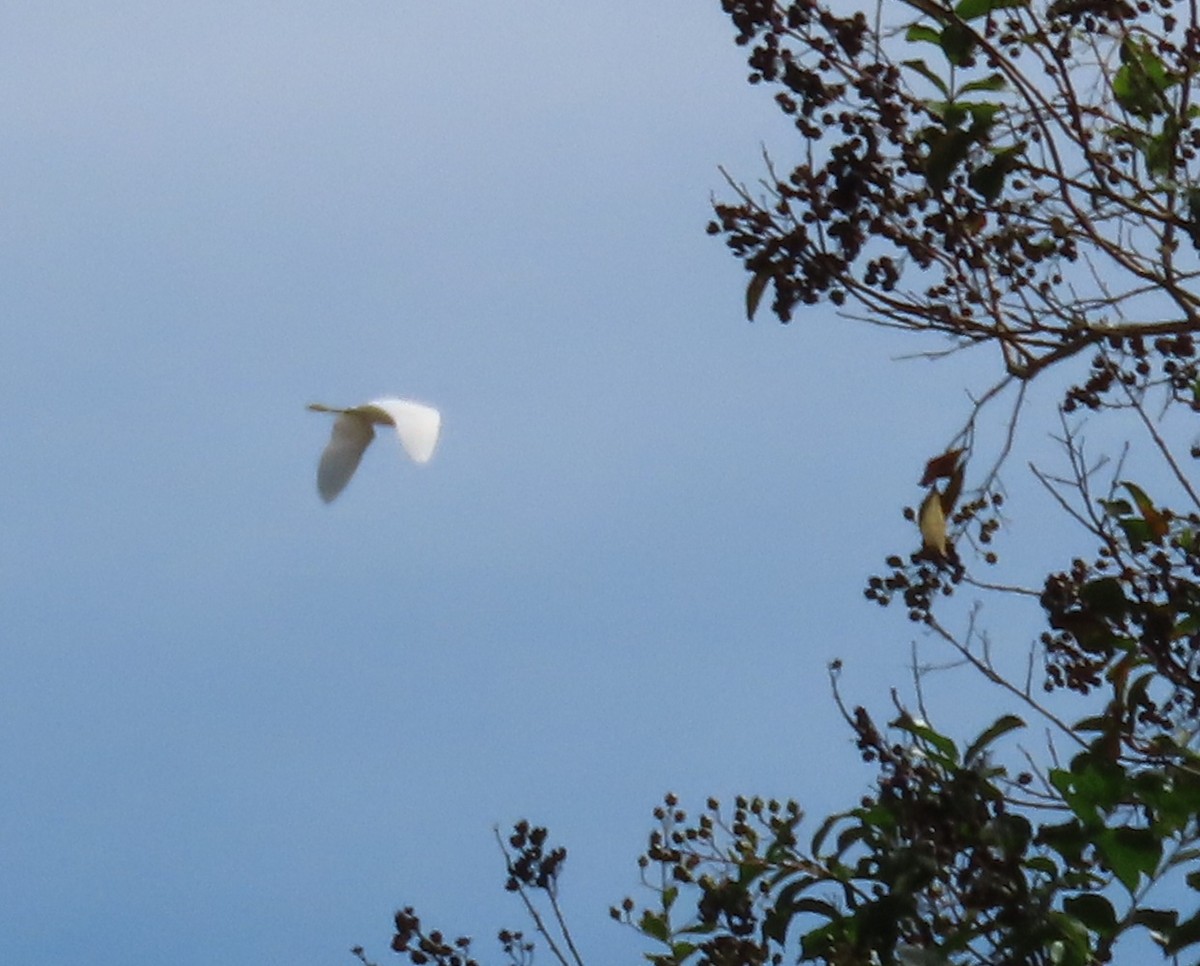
[0,3,1082,964]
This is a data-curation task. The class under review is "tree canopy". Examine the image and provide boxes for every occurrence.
[361,1,1200,963]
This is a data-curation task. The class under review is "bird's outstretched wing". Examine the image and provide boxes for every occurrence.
[365,398,441,464]
[317,413,375,502]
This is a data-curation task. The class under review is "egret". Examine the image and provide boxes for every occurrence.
[308,397,441,503]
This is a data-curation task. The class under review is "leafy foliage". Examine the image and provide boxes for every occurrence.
[711,0,1200,392]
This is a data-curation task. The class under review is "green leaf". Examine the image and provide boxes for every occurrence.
[941,101,969,128]
[955,0,1029,20]
[1070,753,1123,806]
[1126,38,1173,90]
[1130,907,1178,933]
[1118,517,1152,552]
[1146,117,1180,176]
[1098,498,1133,518]
[810,813,843,855]
[969,151,1016,202]
[1039,819,1091,866]
[1046,910,1094,966]
[959,73,1007,94]
[639,910,671,943]
[906,24,943,45]
[1121,481,1168,540]
[988,812,1033,854]
[1079,577,1128,618]
[790,897,840,918]
[965,101,1004,128]
[893,715,960,764]
[1064,753,1126,815]
[1165,907,1200,953]
[924,128,974,191]
[964,714,1025,766]
[836,823,869,856]
[799,919,843,960]
[1096,826,1161,892]
[938,22,975,65]
[1062,894,1118,938]
[1170,772,1200,818]
[670,941,698,962]
[1122,481,1156,517]
[1125,670,1153,710]
[902,59,950,97]
[763,884,839,945]
[1026,855,1061,876]
[1113,65,1156,117]
[1072,715,1113,734]
[1113,39,1174,118]
[1053,613,1120,655]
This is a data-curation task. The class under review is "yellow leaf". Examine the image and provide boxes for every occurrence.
[919,487,948,555]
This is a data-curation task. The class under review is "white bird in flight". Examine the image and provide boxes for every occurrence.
[308,397,441,503]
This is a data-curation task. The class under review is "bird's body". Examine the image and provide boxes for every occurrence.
[308,397,441,502]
